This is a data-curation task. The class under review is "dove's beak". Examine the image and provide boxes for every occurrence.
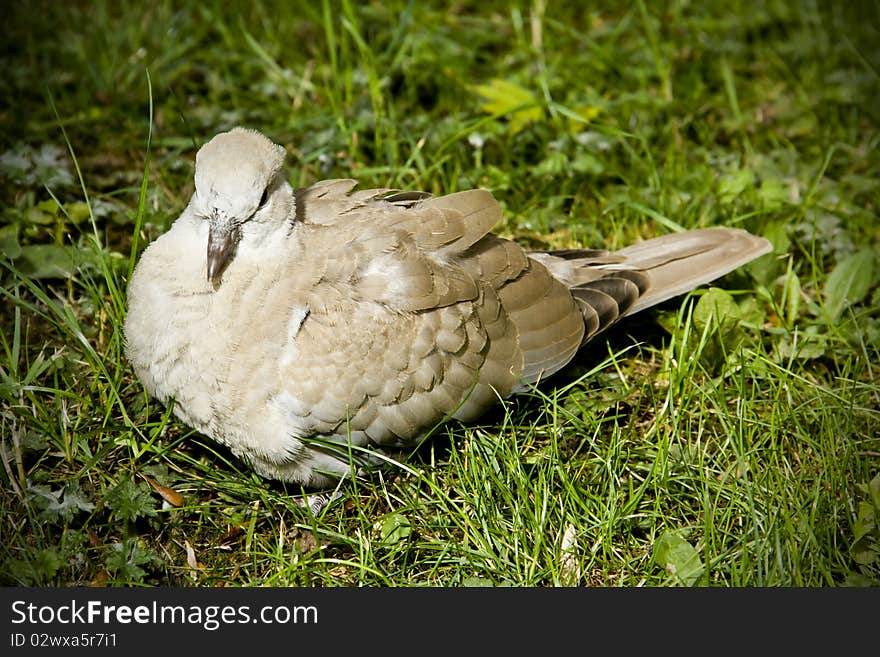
[207,221,240,289]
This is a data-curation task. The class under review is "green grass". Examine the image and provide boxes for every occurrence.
[1,0,879,587]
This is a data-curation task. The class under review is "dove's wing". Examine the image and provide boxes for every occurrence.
[275,183,587,448]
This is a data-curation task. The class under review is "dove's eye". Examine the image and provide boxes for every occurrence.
[258,188,270,209]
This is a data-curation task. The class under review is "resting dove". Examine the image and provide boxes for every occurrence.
[125,127,772,487]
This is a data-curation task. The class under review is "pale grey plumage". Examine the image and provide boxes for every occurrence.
[124,127,772,487]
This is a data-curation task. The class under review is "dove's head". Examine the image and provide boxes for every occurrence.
[191,127,293,288]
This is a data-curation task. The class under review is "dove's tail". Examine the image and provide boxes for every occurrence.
[528,227,772,342]
[609,227,772,314]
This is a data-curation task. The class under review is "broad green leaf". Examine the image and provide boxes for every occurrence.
[106,539,158,583]
[562,103,603,130]
[849,501,878,565]
[461,576,495,587]
[15,244,77,279]
[851,501,876,542]
[844,573,880,587]
[30,549,63,582]
[37,481,96,522]
[36,198,61,216]
[764,221,791,254]
[106,479,158,523]
[24,206,56,225]
[653,531,704,586]
[824,248,876,321]
[571,152,604,175]
[718,168,752,203]
[654,309,680,336]
[849,476,880,566]
[738,296,765,326]
[693,287,741,333]
[690,288,747,369]
[379,512,411,545]
[5,549,64,585]
[775,326,827,361]
[472,78,543,134]
[747,221,787,285]
[758,177,787,209]
[65,200,91,224]
[534,151,568,177]
[0,223,21,259]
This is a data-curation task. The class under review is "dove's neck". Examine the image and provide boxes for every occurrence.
[239,217,289,253]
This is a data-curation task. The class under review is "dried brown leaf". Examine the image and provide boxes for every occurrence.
[219,525,244,545]
[90,569,109,587]
[140,474,184,507]
[86,527,101,547]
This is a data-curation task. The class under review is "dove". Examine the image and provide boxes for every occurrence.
[124,127,772,487]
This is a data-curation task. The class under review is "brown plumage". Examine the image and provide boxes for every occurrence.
[124,127,772,486]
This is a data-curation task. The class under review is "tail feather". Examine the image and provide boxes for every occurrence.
[530,227,772,339]
[611,227,772,314]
